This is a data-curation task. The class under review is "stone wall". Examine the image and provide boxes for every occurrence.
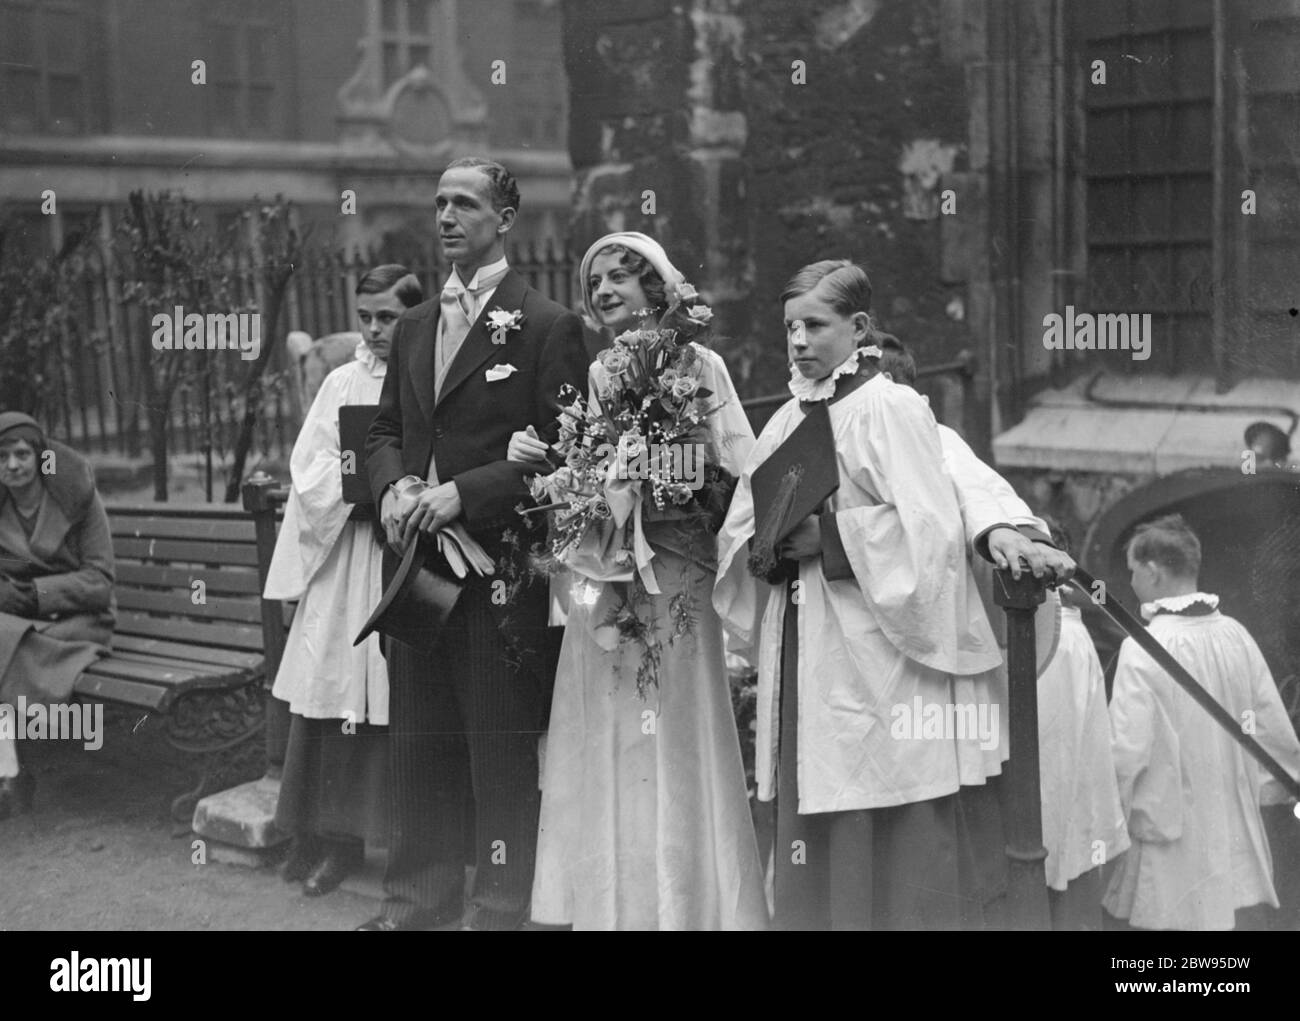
[562,0,1073,460]
[563,0,1060,443]
[1003,466,1148,559]
[563,0,749,337]
[739,0,972,401]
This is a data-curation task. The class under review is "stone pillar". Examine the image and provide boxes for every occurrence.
[950,0,1071,447]
[563,0,750,343]
[739,0,973,405]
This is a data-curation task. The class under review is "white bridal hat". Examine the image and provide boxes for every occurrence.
[578,231,687,324]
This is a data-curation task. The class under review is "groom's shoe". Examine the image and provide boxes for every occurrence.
[304,843,363,897]
[356,901,464,930]
[280,835,320,883]
[461,905,529,931]
[355,915,423,932]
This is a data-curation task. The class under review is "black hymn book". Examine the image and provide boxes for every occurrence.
[747,399,839,581]
[338,403,380,515]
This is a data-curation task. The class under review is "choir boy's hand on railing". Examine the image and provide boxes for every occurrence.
[986,526,1075,584]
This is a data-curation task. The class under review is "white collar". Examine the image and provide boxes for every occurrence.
[448,256,509,292]
[1140,591,1219,621]
[786,345,881,402]
[353,340,387,377]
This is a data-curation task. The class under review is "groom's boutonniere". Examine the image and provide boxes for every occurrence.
[486,307,525,344]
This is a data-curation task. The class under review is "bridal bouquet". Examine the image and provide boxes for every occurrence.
[517,282,741,695]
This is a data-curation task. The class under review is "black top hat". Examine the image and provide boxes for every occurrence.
[354,533,464,651]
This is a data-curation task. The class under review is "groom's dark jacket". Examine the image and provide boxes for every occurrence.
[366,268,588,680]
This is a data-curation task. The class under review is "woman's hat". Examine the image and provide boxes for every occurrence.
[354,534,463,651]
[0,412,45,451]
[0,415,98,520]
[578,231,686,325]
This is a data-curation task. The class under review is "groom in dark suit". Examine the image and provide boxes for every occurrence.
[360,157,587,930]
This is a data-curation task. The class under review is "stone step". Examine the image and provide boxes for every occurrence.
[193,777,387,903]
[192,776,288,850]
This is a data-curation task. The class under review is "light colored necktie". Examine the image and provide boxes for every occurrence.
[437,265,510,381]
[428,265,511,481]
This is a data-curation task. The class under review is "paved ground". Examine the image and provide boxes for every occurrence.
[0,699,772,932]
[5,702,1296,931]
[0,705,382,931]
[0,457,387,931]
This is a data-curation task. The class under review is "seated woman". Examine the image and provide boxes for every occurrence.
[264,264,422,897]
[0,412,115,818]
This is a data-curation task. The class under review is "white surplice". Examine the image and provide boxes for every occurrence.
[938,421,1129,891]
[714,374,1005,814]
[936,420,1061,688]
[937,424,1039,527]
[1103,598,1300,929]
[264,343,389,724]
[532,345,769,930]
[1038,605,1130,890]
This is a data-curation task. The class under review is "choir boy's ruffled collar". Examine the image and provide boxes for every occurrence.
[355,340,388,377]
[1140,591,1219,621]
[787,344,881,403]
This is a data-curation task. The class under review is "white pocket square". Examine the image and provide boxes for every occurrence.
[485,363,518,382]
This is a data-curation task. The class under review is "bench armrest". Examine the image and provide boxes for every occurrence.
[242,472,290,681]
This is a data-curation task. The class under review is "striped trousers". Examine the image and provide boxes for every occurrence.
[380,584,546,930]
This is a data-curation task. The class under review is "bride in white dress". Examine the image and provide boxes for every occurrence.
[512,232,768,930]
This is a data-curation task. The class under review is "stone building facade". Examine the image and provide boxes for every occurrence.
[563,0,1300,549]
[0,0,571,263]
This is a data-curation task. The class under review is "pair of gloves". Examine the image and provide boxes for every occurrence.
[0,576,37,617]
[436,522,495,579]
[389,476,495,580]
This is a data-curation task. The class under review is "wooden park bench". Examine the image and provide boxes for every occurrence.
[71,476,290,822]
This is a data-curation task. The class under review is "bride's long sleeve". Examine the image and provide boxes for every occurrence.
[699,347,756,482]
